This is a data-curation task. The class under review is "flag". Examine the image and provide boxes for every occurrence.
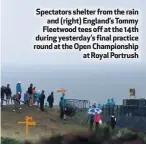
[129,88,135,96]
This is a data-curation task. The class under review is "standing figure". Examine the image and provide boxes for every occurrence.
[110,113,116,130]
[94,108,102,132]
[32,87,36,104]
[88,105,96,131]
[24,91,29,104]
[16,82,22,95]
[47,92,54,108]
[36,90,41,108]
[1,86,5,107]
[27,84,33,106]
[5,84,12,105]
[39,90,45,111]
[59,96,65,119]
[13,92,22,112]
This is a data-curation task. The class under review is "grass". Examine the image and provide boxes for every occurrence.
[1,105,146,143]
[1,125,146,144]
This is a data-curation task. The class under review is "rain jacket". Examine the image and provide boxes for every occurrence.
[95,114,101,123]
[60,94,67,106]
[35,92,41,101]
[88,108,96,120]
[110,99,115,105]
[98,104,102,110]
[106,100,111,105]
[16,83,22,94]
[59,96,67,110]
[24,93,28,103]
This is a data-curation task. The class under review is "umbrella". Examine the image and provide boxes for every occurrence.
[88,108,102,115]
[95,108,102,114]
[88,108,96,115]
[57,89,67,93]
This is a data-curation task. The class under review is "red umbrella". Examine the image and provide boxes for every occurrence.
[57,89,67,93]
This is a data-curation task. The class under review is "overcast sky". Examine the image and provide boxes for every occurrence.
[1,0,146,68]
[1,0,146,104]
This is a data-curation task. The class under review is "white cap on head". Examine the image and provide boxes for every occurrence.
[18,92,21,94]
[38,90,40,92]
[18,81,21,84]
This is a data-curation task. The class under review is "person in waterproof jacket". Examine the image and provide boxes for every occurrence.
[32,87,36,104]
[94,108,102,131]
[97,103,102,110]
[1,86,5,106]
[110,98,115,105]
[24,91,29,104]
[39,90,45,111]
[12,92,22,112]
[27,84,33,106]
[88,105,95,131]
[47,92,54,108]
[16,82,22,95]
[35,90,41,108]
[5,84,12,105]
[59,96,64,119]
[110,113,116,130]
[106,99,111,105]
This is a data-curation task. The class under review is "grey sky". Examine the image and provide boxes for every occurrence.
[1,0,146,104]
[1,0,146,66]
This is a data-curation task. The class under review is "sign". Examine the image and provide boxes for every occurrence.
[129,88,135,96]
[17,116,36,136]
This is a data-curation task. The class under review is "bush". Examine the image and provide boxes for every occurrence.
[1,127,146,144]
[1,137,22,144]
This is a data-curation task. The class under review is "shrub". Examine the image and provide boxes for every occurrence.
[1,127,146,144]
[1,137,22,144]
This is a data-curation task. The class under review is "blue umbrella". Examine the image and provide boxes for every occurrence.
[95,108,102,114]
[88,108,102,115]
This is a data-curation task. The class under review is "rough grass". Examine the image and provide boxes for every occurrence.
[1,105,146,143]
[1,126,146,144]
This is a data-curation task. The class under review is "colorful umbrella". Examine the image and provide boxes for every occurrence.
[88,108,96,115]
[88,108,102,115]
[95,108,102,114]
[57,89,67,93]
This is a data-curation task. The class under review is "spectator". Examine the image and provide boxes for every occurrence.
[110,113,116,130]
[32,87,36,104]
[28,84,33,106]
[106,99,111,105]
[47,92,54,108]
[1,86,5,106]
[88,105,96,131]
[5,84,12,105]
[59,96,65,119]
[13,92,22,112]
[110,98,115,105]
[97,103,102,110]
[35,90,41,108]
[16,82,22,95]
[24,91,29,104]
[39,90,45,111]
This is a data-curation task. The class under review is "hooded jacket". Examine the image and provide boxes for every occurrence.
[16,83,22,94]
